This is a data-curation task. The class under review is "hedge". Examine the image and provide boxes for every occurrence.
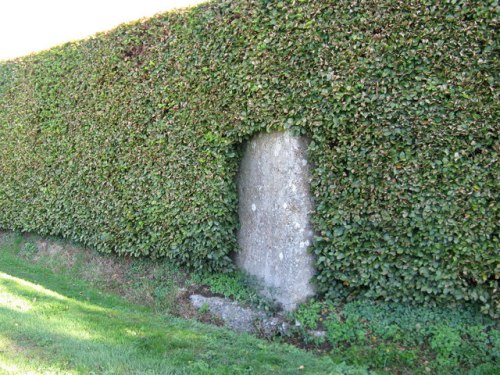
[0,0,497,315]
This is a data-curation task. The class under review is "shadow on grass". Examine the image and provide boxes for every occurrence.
[0,272,226,371]
[0,306,209,374]
[0,267,352,375]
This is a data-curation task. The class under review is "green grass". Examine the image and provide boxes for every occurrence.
[0,233,366,374]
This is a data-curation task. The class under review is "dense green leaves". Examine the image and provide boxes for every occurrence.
[0,0,498,315]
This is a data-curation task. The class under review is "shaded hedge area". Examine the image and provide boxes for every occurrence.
[0,0,498,315]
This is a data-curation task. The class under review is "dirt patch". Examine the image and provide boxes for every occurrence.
[0,230,15,246]
[85,256,129,286]
[33,240,81,270]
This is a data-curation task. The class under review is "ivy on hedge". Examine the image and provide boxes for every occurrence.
[0,0,497,315]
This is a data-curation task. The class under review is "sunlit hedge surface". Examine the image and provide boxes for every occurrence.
[0,0,497,315]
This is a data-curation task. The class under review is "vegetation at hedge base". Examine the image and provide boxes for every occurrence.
[0,0,498,316]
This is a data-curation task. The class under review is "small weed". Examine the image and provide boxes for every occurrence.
[430,325,461,369]
[20,242,38,257]
[293,300,334,330]
[199,303,210,314]
[325,315,367,347]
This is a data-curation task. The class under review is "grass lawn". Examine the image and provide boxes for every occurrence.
[0,233,365,375]
[1,231,497,374]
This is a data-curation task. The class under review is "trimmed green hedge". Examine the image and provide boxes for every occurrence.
[0,0,497,315]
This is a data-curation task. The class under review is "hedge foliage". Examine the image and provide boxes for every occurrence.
[0,0,498,315]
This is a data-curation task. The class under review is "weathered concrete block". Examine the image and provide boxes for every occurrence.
[236,130,316,311]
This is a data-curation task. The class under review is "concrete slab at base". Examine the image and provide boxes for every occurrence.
[235,131,316,311]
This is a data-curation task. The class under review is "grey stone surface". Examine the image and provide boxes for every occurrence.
[309,330,327,338]
[256,315,291,338]
[190,294,265,333]
[235,130,316,311]
[189,294,325,338]
[190,294,290,336]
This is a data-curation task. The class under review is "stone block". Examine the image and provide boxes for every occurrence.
[235,130,316,311]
